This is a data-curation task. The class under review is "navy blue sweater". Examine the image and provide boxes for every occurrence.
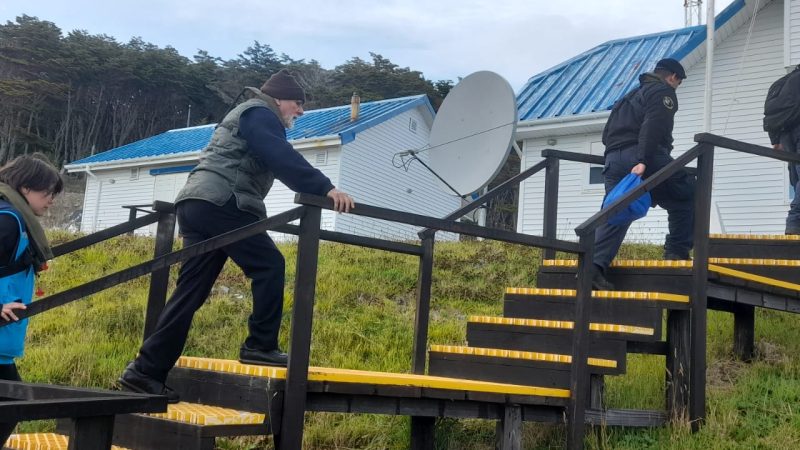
[239,107,334,196]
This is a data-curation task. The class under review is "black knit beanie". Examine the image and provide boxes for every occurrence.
[260,69,305,103]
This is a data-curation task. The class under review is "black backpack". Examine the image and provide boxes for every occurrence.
[764,66,800,133]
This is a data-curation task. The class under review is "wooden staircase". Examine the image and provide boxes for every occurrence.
[8,233,800,450]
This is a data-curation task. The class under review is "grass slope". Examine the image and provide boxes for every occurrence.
[13,233,800,449]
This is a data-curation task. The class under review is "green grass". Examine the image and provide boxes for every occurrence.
[13,232,800,449]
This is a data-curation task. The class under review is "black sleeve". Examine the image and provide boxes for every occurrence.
[0,214,20,266]
[238,107,335,196]
[637,86,677,163]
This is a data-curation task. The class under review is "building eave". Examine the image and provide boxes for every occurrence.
[515,111,611,140]
[64,153,203,173]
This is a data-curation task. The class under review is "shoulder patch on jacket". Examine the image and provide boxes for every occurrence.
[663,96,674,110]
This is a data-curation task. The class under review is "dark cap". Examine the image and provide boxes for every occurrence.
[260,69,305,103]
[654,58,686,79]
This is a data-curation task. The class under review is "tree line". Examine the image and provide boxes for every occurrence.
[0,15,454,167]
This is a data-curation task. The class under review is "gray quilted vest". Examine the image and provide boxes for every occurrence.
[176,90,283,218]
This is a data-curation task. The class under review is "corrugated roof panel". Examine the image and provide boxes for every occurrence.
[517,0,746,122]
[69,95,432,166]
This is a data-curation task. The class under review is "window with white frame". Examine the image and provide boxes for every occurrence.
[586,141,604,187]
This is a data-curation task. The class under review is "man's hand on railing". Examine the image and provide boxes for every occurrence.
[774,143,784,151]
[326,188,355,213]
[631,163,646,176]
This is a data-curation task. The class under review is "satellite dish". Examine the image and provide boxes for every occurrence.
[427,71,517,196]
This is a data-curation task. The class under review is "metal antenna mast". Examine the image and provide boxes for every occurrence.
[685,0,703,26]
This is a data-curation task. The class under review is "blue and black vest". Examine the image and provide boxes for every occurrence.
[0,200,35,364]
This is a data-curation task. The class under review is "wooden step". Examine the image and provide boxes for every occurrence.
[465,316,633,369]
[166,356,570,412]
[504,287,689,336]
[537,260,693,294]
[708,264,800,301]
[708,258,800,285]
[709,233,800,259]
[5,433,130,450]
[111,402,267,450]
[427,345,621,390]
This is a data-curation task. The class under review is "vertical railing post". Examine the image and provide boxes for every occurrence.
[689,144,714,430]
[142,201,176,340]
[733,304,755,361]
[410,235,436,449]
[542,156,560,260]
[567,234,594,450]
[127,207,138,236]
[666,309,690,418]
[412,235,435,374]
[278,206,321,450]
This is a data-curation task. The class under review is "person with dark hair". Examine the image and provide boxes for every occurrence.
[119,69,355,403]
[591,58,695,290]
[763,65,800,235]
[0,152,63,446]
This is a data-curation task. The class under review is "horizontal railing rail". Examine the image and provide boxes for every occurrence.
[2,207,305,325]
[418,158,549,239]
[52,210,162,257]
[295,193,581,254]
[274,224,423,256]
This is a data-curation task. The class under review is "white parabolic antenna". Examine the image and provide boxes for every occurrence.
[428,71,517,195]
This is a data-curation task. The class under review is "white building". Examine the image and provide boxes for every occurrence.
[516,0,795,241]
[65,95,461,241]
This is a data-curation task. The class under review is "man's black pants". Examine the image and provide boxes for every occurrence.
[135,198,285,383]
[594,146,695,271]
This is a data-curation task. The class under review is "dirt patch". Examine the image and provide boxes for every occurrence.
[707,358,748,391]
[755,340,790,366]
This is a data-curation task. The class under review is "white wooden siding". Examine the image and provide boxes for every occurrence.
[336,107,461,241]
[150,172,189,235]
[264,147,341,241]
[79,168,156,235]
[519,0,789,241]
[674,0,787,234]
[789,0,800,65]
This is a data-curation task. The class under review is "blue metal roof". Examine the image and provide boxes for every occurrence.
[516,0,745,121]
[69,95,434,166]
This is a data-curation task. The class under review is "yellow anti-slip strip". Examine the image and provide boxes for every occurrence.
[505,287,689,303]
[146,402,265,426]
[469,315,654,336]
[544,259,800,268]
[176,356,570,398]
[710,233,800,241]
[709,264,800,293]
[5,433,130,450]
[543,259,693,268]
[710,258,800,267]
[429,345,618,369]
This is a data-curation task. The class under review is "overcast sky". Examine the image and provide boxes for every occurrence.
[0,0,736,91]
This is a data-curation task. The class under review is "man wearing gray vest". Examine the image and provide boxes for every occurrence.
[119,70,354,402]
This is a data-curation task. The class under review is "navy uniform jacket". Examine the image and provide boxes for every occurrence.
[602,72,679,165]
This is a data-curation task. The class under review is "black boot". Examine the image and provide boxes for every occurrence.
[239,345,288,367]
[591,264,615,291]
[118,362,180,403]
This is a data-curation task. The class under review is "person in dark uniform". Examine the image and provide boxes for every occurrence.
[764,65,800,235]
[119,70,354,403]
[592,58,694,290]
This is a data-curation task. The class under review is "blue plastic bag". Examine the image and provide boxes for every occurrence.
[602,173,651,226]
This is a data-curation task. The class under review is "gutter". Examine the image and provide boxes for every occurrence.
[515,111,611,140]
[65,135,343,174]
[64,152,203,173]
[290,134,341,150]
